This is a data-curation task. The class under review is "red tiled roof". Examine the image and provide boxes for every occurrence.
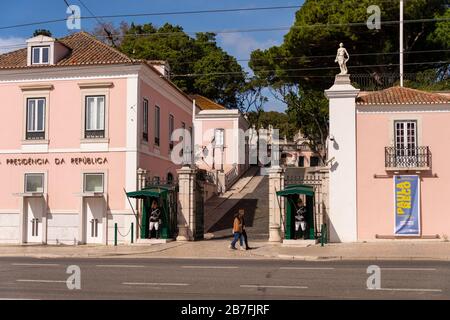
[190,94,226,110]
[0,31,135,69]
[357,86,450,105]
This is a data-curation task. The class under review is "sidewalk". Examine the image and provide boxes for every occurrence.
[1,239,450,261]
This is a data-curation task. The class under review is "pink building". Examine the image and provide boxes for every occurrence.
[356,87,450,240]
[0,32,194,245]
[192,95,250,193]
[326,76,450,242]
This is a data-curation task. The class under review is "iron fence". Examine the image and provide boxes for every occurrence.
[385,146,431,169]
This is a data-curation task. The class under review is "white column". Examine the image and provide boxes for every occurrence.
[176,166,196,241]
[268,166,284,242]
[325,75,359,242]
[125,75,139,208]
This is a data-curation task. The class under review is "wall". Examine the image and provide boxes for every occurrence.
[137,70,193,180]
[356,106,450,239]
[0,69,135,244]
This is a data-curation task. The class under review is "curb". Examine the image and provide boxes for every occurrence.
[276,254,450,262]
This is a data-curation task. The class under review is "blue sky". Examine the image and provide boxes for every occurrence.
[0,0,305,112]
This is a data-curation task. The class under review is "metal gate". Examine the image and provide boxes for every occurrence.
[194,171,205,240]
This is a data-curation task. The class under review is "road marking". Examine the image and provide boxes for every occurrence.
[240,285,308,289]
[0,298,38,300]
[12,263,60,267]
[280,267,335,270]
[122,282,189,286]
[381,268,437,271]
[181,266,239,269]
[16,279,66,284]
[368,288,442,293]
[96,265,144,268]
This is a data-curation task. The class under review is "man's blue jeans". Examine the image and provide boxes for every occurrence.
[231,232,243,248]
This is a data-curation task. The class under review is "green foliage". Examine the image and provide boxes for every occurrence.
[119,23,246,108]
[33,29,52,37]
[249,0,449,157]
[250,0,449,90]
[428,8,450,48]
[246,110,297,140]
[285,90,329,160]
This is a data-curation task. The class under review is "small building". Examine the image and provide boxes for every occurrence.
[326,77,450,242]
[0,32,194,245]
[192,95,250,192]
[280,131,323,168]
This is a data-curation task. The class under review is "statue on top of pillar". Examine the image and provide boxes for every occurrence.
[335,43,350,75]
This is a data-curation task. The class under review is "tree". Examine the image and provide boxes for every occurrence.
[246,110,297,141]
[250,0,449,91]
[249,0,449,160]
[116,22,246,108]
[33,29,52,37]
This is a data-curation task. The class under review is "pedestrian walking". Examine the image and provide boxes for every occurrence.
[229,212,244,250]
[239,209,252,250]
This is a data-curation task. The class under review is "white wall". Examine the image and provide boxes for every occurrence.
[47,212,79,245]
[325,77,360,243]
[0,213,19,244]
[107,212,136,245]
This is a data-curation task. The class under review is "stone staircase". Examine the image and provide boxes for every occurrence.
[204,166,270,241]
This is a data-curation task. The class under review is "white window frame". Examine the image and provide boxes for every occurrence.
[169,114,174,150]
[83,173,105,194]
[24,173,45,194]
[26,98,46,139]
[143,98,149,142]
[154,105,160,146]
[79,85,111,144]
[21,88,51,145]
[214,128,225,147]
[31,46,50,65]
[85,95,105,137]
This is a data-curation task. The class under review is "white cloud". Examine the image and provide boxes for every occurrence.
[219,33,279,64]
[0,37,27,54]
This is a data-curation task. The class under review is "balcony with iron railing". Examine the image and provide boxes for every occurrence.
[385,146,431,171]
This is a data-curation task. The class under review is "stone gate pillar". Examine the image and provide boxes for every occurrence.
[325,74,359,242]
[268,166,285,242]
[176,166,197,241]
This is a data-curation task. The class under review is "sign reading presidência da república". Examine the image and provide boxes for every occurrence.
[394,175,420,236]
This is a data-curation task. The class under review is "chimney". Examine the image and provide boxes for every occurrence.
[147,60,171,79]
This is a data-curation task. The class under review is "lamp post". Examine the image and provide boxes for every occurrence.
[400,0,404,87]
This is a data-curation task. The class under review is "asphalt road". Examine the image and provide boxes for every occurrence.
[0,257,448,300]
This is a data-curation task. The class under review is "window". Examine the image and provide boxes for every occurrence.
[298,156,305,167]
[154,106,160,145]
[85,96,105,139]
[25,173,44,193]
[26,98,46,140]
[32,46,50,65]
[214,128,225,147]
[143,99,149,142]
[395,120,417,154]
[181,122,186,156]
[310,156,320,167]
[83,173,104,193]
[394,120,418,167]
[167,172,174,184]
[169,115,174,150]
